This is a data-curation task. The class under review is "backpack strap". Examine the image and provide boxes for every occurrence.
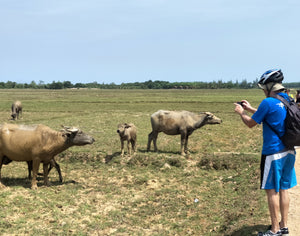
[272,94,292,107]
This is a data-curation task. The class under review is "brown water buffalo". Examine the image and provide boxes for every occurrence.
[0,124,95,189]
[147,110,222,155]
[11,101,22,120]
[117,123,137,157]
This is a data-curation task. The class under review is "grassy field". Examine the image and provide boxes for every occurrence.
[0,89,271,235]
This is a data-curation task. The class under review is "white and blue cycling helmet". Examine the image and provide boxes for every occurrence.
[258,69,284,85]
[258,69,285,94]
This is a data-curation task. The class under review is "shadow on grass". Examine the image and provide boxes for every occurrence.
[227,224,269,236]
[105,152,121,163]
[1,177,77,189]
[105,149,194,165]
[1,177,30,188]
[138,148,197,155]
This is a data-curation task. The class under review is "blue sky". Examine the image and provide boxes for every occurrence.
[1,0,300,84]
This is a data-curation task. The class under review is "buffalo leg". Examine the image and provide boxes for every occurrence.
[131,139,136,155]
[147,132,153,151]
[43,163,50,186]
[180,133,187,156]
[127,140,131,156]
[27,161,33,179]
[49,159,63,183]
[120,139,125,157]
[2,156,12,165]
[152,132,159,152]
[28,161,48,179]
[29,159,63,183]
[147,131,158,152]
[31,159,41,190]
[185,135,190,154]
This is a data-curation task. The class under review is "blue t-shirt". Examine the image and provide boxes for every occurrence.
[252,93,288,155]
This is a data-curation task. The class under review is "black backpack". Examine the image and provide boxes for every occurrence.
[265,94,300,149]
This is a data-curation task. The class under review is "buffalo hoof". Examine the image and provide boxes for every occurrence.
[31,185,38,190]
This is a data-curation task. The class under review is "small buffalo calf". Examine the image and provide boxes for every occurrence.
[117,123,137,157]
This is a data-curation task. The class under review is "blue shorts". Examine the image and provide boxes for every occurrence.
[260,150,297,192]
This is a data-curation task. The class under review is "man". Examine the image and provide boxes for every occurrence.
[296,90,300,105]
[234,69,297,236]
[285,89,294,101]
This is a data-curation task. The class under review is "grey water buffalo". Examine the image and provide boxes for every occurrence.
[147,110,222,155]
[0,124,95,189]
[117,123,137,157]
[1,156,63,183]
[11,101,22,120]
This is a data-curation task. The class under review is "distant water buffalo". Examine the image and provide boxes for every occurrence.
[11,101,22,120]
[147,110,222,155]
[0,124,95,189]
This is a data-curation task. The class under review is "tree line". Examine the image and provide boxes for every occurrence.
[0,79,299,90]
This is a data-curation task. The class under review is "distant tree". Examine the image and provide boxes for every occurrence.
[37,80,46,89]
[225,80,234,89]
[5,81,16,88]
[106,83,118,89]
[74,83,86,88]
[29,81,37,89]
[15,83,25,89]
[240,79,249,89]
[63,81,73,88]
[86,82,99,88]
[48,81,63,89]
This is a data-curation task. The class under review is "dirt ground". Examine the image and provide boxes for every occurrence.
[288,147,300,235]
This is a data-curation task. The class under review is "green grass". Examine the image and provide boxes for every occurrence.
[0,89,270,235]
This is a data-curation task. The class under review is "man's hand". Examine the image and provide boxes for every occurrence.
[240,100,257,114]
[234,102,244,115]
[234,101,257,128]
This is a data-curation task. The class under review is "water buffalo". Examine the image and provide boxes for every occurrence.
[11,101,22,120]
[147,110,222,155]
[0,124,95,189]
[117,123,137,157]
